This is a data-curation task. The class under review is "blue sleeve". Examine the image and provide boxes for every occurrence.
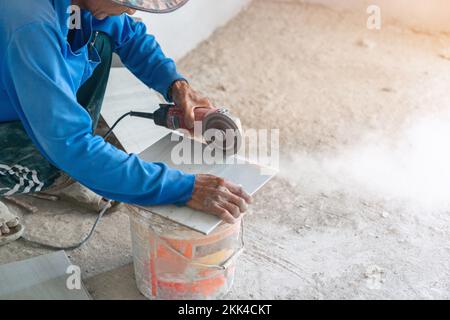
[95,15,185,101]
[1,22,195,206]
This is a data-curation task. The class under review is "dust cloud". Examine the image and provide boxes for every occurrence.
[281,113,450,211]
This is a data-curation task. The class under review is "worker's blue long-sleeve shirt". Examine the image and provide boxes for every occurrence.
[0,0,195,205]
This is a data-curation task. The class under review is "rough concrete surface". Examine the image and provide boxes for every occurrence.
[2,0,450,299]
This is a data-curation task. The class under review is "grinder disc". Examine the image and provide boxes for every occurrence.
[202,109,242,155]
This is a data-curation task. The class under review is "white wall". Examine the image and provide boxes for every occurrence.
[135,0,251,61]
[106,1,251,152]
[305,0,450,33]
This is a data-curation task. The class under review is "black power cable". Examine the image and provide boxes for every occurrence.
[21,111,155,251]
[103,111,154,140]
[21,201,111,251]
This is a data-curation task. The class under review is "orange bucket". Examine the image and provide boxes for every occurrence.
[128,206,243,300]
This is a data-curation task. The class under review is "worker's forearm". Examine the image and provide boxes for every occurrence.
[105,15,185,100]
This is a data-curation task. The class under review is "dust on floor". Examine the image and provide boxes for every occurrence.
[1,0,450,299]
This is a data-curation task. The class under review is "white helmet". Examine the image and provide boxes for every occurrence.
[112,0,189,13]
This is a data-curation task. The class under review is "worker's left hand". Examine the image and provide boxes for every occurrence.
[170,80,214,129]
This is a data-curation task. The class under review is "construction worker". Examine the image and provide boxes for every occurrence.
[0,0,252,245]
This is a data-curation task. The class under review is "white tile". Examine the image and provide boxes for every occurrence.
[138,134,277,234]
[102,68,171,154]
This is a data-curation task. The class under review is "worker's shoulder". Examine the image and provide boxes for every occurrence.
[93,13,138,33]
[0,0,59,35]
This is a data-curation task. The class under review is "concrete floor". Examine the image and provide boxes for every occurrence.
[2,0,450,299]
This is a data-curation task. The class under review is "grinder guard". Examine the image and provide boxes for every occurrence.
[153,104,242,155]
[202,109,242,155]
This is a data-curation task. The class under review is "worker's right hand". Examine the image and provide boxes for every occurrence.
[187,174,253,224]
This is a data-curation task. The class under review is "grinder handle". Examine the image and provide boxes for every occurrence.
[157,104,217,131]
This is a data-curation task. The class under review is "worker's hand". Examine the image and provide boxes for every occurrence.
[187,174,253,224]
[170,80,214,129]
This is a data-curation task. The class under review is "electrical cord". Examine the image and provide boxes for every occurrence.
[103,112,132,140]
[103,111,154,140]
[21,200,112,251]
[20,111,153,251]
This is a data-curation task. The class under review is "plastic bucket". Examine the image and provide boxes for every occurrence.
[128,206,243,300]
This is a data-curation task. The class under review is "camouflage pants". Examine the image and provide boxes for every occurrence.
[0,32,113,197]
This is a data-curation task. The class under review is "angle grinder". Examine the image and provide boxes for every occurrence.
[133,104,242,154]
[106,104,242,154]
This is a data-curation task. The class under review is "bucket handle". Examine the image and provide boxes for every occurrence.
[150,219,246,271]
